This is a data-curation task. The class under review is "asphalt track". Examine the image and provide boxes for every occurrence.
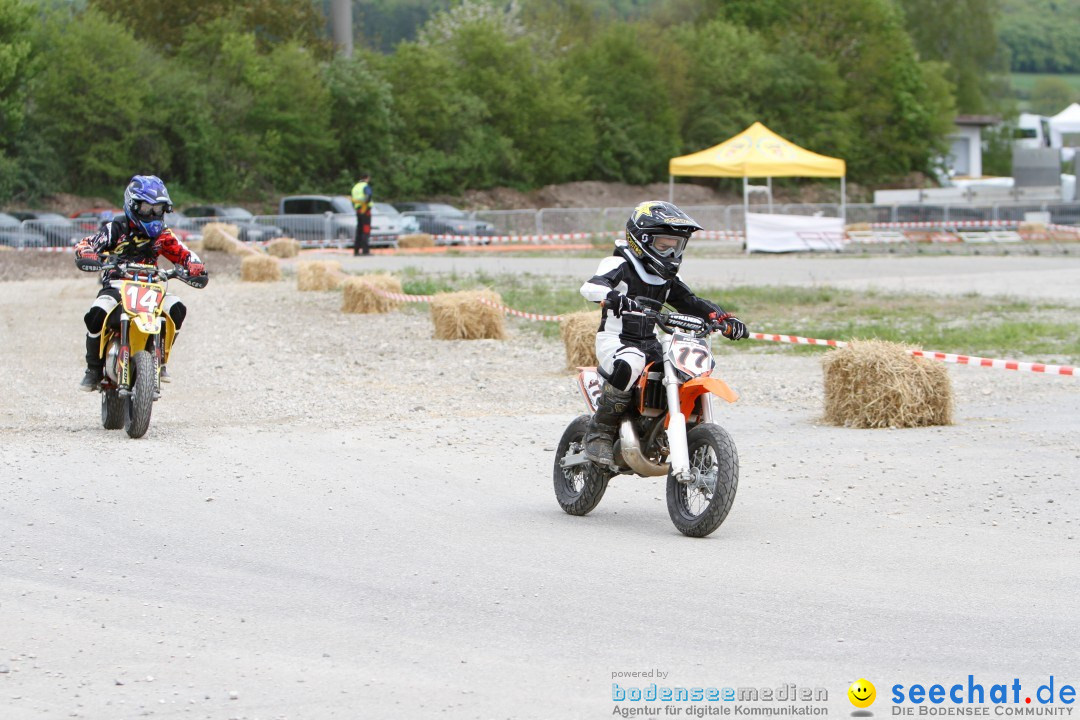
[1,254,1078,719]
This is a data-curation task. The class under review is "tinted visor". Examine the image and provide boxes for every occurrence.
[135,201,168,219]
[649,233,688,258]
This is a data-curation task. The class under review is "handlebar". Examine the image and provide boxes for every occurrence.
[95,258,208,288]
[628,298,715,339]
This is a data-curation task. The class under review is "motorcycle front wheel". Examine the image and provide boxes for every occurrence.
[101,388,125,430]
[124,351,155,439]
[666,423,738,537]
[553,415,610,516]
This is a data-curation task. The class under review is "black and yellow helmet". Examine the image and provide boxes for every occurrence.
[624,201,703,280]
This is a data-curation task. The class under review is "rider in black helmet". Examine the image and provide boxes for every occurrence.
[579,201,748,465]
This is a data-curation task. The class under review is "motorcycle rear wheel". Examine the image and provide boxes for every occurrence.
[124,351,155,439]
[101,388,124,429]
[553,415,610,516]
[666,423,738,538]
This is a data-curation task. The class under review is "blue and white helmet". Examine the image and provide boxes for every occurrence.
[123,175,173,239]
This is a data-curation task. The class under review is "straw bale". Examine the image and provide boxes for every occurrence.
[559,311,600,369]
[397,233,435,249]
[342,274,403,314]
[822,339,952,429]
[297,260,345,291]
[240,254,281,283]
[201,223,253,255]
[266,237,300,258]
[845,222,872,232]
[430,290,506,340]
[1018,221,1047,235]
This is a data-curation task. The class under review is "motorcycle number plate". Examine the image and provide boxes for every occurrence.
[669,333,714,377]
[121,281,163,314]
[577,369,603,413]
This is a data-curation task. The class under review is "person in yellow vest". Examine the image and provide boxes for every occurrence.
[351,172,373,256]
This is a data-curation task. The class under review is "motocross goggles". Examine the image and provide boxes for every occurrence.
[134,201,169,219]
[648,233,689,258]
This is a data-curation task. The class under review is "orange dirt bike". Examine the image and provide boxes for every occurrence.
[553,298,740,537]
[85,258,207,439]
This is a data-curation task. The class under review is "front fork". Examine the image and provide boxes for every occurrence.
[114,317,162,399]
[663,360,691,482]
[117,315,132,397]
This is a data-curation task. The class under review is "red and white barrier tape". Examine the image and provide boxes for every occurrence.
[1047,224,1080,235]
[751,332,1075,377]
[870,220,1018,230]
[365,287,435,303]
[750,332,846,348]
[13,246,74,252]
[476,296,562,322]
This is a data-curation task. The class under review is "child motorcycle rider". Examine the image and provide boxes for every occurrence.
[74,175,207,391]
[579,201,748,465]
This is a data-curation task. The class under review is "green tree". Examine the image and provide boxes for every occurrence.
[897,0,1005,113]
[566,23,677,183]
[26,8,168,191]
[998,0,1080,73]
[699,0,956,181]
[1030,76,1075,116]
[382,42,508,196]
[415,1,595,187]
[89,0,331,57]
[323,51,396,191]
[0,0,36,200]
[174,18,335,195]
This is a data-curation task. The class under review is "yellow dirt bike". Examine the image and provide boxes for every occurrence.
[90,259,206,438]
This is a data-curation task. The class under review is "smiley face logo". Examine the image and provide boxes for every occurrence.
[848,679,876,708]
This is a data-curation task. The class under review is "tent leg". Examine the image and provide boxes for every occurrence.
[767,177,773,212]
[841,175,847,222]
[669,175,674,203]
[743,177,749,255]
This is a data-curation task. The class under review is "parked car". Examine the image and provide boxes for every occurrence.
[276,195,400,247]
[182,205,283,244]
[157,210,198,243]
[0,212,49,247]
[371,202,417,244]
[391,202,496,242]
[9,211,83,246]
[70,208,121,233]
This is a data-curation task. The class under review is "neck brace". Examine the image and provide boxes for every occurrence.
[616,240,667,285]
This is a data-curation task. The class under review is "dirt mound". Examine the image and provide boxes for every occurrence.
[455,181,737,211]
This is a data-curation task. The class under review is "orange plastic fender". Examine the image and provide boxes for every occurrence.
[679,376,738,420]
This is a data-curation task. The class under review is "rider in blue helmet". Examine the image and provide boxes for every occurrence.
[74,175,207,390]
[123,174,172,240]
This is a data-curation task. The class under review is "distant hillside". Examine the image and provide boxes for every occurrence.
[1000,0,1080,73]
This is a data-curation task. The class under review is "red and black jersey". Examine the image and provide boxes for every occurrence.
[75,217,201,283]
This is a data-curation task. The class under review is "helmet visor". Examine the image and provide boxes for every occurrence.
[649,234,688,258]
[135,201,168,219]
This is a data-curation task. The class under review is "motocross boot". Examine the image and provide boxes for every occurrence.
[584,383,632,466]
[159,365,171,383]
[80,335,103,392]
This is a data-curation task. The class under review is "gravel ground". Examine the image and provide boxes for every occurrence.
[0,258,1078,719]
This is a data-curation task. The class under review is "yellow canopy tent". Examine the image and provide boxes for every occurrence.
[668,122,847,220]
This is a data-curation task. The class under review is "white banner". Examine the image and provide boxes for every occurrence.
[745,212,845,253]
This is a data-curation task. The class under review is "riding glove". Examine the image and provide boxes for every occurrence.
[605,290,642,318]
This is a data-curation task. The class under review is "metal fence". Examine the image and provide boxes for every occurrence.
[4,202,1079,249]
[453,202,1080,237]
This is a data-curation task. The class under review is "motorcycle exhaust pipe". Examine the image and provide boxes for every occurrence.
[617,419,669,477]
